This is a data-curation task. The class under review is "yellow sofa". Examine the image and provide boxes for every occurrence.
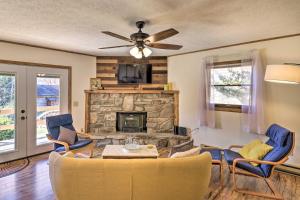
[49,151,212,200]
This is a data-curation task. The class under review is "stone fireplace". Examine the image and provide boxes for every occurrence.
[85,90,179,134]
[85,90,190,147]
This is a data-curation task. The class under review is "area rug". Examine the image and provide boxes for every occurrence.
[0,158,30,178]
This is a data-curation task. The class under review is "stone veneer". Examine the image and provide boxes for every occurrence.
[89,93,176,134]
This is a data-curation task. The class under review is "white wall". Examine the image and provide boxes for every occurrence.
[168,36,300,166]
[0,42,96,130]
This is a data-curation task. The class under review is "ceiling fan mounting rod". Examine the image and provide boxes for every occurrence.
[136,21,145,30]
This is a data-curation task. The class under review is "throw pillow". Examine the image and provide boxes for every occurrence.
[58,126,76,145]
[247,143,273,166]
[239,139,262,158]
[171,147,201,158]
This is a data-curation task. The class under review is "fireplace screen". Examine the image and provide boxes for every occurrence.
[116,112,147,133]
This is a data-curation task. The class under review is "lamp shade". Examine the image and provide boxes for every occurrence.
[264,64,300,84]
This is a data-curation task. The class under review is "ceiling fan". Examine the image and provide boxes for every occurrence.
[99,21,182,59]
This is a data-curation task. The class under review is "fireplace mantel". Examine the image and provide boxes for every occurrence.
[84,89,179,134]
[84,89,179,94]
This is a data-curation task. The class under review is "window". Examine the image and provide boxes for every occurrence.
[209,61,252,112]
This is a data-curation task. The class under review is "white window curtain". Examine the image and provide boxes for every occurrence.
[199,56,216,128]
[241,50,266,134]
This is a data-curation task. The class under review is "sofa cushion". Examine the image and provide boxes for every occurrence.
[55,139,93,152]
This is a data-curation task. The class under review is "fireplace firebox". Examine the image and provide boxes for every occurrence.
[116,112,147,133]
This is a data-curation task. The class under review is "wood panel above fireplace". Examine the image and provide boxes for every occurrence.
[96,56,167,89]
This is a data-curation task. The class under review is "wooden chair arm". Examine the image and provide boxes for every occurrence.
[169,140,194,157]
[229,145,244,150]
[200,144,223,150]
[46,134,70,151]
[77,132,91,139]
[233,157,288,168]
[173,140,192,149]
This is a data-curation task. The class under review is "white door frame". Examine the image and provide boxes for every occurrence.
[0,64,27,163]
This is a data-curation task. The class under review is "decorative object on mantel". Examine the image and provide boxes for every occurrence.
[164,82,173,91]
[99,21,182,59]
[90,78,102,90]
[265,64,300,84]
[164,84,169,91]
[168,82,173,90]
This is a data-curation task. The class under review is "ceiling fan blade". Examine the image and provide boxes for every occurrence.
[146,43,182,50]
[145,28,179,43]
[98,45,134,49]
[102,31,132,42]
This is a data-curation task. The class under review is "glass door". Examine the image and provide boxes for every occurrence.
[26,67,69,156]
[0,64,69,162]
[0,65,27,163]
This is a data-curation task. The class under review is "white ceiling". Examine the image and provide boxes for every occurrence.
[0,0,299,56]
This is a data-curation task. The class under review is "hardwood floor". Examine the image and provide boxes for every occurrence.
[0,154,54,200]
[0,153,299,200]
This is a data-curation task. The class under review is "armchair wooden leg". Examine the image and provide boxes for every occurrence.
[232,169,283,200]
[219,163,223,188]
[89,141,96,158]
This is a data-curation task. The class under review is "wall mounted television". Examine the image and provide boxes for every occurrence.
[117,64,152,84]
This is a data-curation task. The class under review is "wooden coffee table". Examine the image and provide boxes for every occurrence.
[102,145,159,159]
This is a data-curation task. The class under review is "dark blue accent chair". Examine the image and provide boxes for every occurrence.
[224,124,294,177]
[224,124,294,199]
[46,114,93,154]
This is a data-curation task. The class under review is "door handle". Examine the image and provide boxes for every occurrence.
[21,116,27,120]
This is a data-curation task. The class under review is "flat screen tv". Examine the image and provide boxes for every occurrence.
[118,64,152,84]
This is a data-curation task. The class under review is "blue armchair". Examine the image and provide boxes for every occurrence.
[46,114,94,157]
[224,124,294,199]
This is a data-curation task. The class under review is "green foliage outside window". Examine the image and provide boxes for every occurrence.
[0,116,15,141]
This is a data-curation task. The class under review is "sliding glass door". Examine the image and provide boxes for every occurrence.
[0,64,69,162]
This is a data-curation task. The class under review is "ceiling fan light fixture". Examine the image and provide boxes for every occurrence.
[130,46,139,57]
[130,46,152,59]
[142,47,152,57]
[134,51,143,59]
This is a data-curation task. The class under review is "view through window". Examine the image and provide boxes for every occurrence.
[0,73,16,152]
[36,76,60,145]
[210,65,252,105]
